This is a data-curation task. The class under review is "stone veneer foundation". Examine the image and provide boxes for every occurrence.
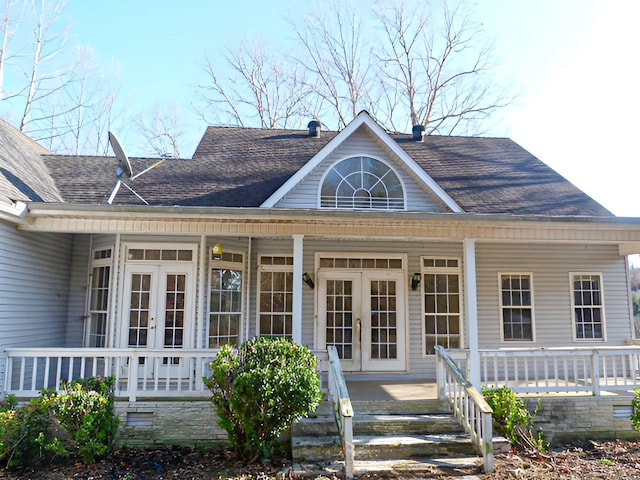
[525,395,640,445]
[115,400,227,448]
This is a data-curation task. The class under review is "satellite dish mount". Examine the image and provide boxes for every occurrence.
[107,132,164,205]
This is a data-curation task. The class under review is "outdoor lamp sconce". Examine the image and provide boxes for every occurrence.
[411,273,421,291]
[212,242,223,260]
[302,272,315,289]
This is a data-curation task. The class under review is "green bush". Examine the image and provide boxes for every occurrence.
[0,396,59,469]
[483,386,546,452]
[44,375,119,464]
[631,387,640,430]
[204,337,323,462]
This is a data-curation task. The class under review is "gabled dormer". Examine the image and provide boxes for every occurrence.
[262,111,462,213]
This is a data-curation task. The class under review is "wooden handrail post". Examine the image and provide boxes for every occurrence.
[436,348,446,400]
[482,412,494,473]
[344,415,354,479]
[129,352,138,402]
[591,351,600,396]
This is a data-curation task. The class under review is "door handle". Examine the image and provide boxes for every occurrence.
[356,318,361,343]
[150,317,155,330]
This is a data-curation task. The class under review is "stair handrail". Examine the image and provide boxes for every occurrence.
[435,345,494,473]
[327,346,354,480]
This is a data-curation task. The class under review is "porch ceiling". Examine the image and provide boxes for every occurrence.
[20,203,640,245]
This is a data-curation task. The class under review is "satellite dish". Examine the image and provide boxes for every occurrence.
[107,131,164,205]
[108,131,132,178]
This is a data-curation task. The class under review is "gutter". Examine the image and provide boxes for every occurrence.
[24,201,640,227]
[0,200,29,224]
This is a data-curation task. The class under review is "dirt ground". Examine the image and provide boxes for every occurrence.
[1,440,640,479]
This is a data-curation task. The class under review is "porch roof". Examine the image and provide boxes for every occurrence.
[20,202,640,252]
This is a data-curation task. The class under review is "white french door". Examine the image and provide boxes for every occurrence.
[318,270,406,372]
[121,263,194,376]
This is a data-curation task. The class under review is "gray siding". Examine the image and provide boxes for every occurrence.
[0,221,73,390]
[275,126,449,212]
[476,243,632,348]
[65,234,91,347]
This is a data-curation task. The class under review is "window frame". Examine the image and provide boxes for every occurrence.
[498,272,536,343]
[207,250,245,348]
[256,255,294,338]
[318,155,406,211]
[420,256,463,357]
[569,272,607,341]
[85,246,114,348]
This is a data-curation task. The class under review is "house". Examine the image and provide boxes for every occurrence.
[2,111,640,456]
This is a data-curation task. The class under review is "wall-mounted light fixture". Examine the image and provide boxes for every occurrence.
[302,272,315,289]
[212,242,223,260]
[411,272,421,291]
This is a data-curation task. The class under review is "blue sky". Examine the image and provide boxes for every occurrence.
[15,1,640,216]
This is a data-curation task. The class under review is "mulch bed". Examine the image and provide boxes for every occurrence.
[2,440,640,479]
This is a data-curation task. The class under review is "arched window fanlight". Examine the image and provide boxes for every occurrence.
[320,157,404,210]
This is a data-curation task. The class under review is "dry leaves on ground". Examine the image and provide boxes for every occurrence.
[1,440,640,479]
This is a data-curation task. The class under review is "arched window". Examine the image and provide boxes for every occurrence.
[320,157,404,210]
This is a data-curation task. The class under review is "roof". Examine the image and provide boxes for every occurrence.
[0,119,61,204]
[38,120,611,216]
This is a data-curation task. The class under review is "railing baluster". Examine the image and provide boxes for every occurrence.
[19,357,26,391]
[55,356,62,390]
[43,357,50,390]
[30,356,37,391]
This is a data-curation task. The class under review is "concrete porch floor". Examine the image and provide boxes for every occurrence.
[345,379,438,401]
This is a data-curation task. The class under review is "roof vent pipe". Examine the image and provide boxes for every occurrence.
[307,119,321,138]
[412,124,425,141]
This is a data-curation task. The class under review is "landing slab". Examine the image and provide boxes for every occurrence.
[346,379,437,401]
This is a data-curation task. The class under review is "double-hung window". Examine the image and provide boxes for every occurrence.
[208,251,244,347]
[86,247,113,347]
[258,255,293,337]
[422,257,462,355]
[570,273,605,340]
[500,273,534,341]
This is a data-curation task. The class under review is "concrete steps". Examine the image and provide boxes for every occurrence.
[291,397,510,465]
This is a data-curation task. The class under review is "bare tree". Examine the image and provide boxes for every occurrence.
[196,39,309,129]
[374,0,510,134]
[26,47,126,155]
[196,0,509,135]
[291,1,375,130]
[136,104,185,158]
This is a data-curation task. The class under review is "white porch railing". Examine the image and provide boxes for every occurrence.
[435,346,494,473]
[446,346,640,396]
[3,348,219,401]
[327,346,354,480]
[4,347,333,402]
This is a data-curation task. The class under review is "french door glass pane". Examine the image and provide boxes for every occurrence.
[164,274,186,349]
[326,280,354,360]
[128,273,151,347]
[370,280,398,360]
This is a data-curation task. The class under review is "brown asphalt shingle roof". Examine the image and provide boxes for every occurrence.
[39,125,612,216]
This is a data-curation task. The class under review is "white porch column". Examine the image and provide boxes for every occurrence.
[292,234,304,343]
[463,238,481,389]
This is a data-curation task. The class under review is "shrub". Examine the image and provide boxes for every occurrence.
[631,387,640,430]
[204,337,323,462]
[483,386,546,452]
[44,375,119,464]
[0,396,59,469]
